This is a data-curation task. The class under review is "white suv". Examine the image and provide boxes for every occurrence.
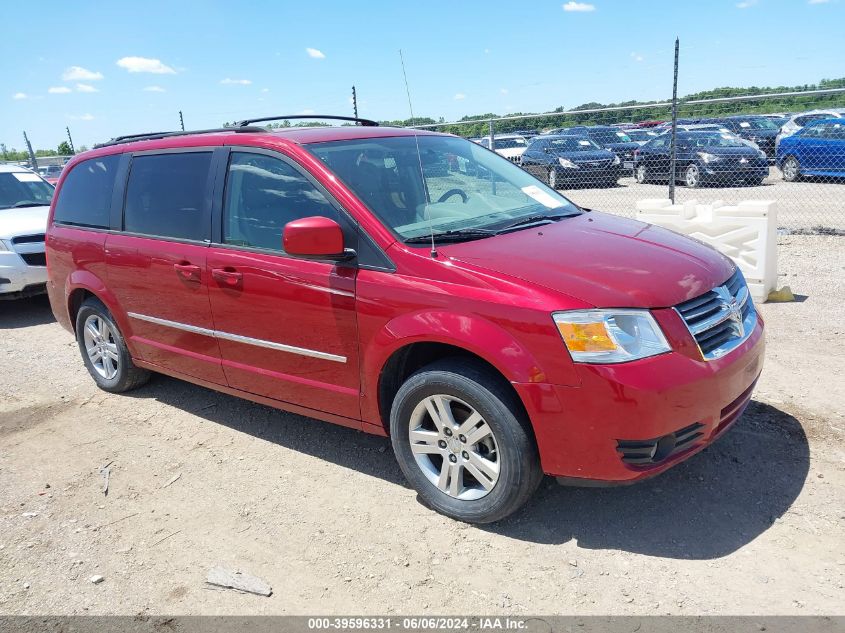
[0,164,54,299]
[477,134,529,164]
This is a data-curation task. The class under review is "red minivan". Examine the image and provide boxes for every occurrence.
[46,116,764,523]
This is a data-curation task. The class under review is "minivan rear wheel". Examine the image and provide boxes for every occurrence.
[390,358,542,523]
[75,298,150,393]
[548,167,558,190]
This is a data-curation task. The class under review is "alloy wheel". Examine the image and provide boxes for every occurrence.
[407,394,500,500]
[82,314,120,380]
[783,157,799,181]
[636,164,647,183]
[685,164,699,188]
[548,168,557,190]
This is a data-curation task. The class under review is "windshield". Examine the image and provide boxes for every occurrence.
[548,137,602,151]
[736,119,778,130]
[0,172,54,210]
[306,135,581,242]
[683,133,749,148]
[492,137,527,149]
[626,130,659,141]
[590,130,632,144]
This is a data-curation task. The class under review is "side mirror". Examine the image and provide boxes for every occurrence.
[283,216,352,260]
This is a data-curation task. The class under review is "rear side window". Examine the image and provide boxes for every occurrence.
[53,155,119,228]
[222,152,338,251]
[124,152,212,241]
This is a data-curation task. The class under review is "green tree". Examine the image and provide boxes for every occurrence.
[57,141,73,155]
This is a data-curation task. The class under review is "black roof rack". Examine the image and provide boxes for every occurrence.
[234,114,379,127]
[93,126,267,149]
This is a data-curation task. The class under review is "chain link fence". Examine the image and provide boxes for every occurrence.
[412,88,845,232]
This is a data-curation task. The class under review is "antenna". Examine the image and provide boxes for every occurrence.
[399,49,437,259]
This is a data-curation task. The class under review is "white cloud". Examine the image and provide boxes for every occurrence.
[563,1,596,11]
[454,93,466,100]
[500,88,509,95]
[49,86,72,94]
[484,48,491,54]
[300,109,316,115]
[62,66,104,81]
[630,52,644,62]
[76,83,98,93]
[12,92,28,100]
[736,0,758,7]
[68,113,95,121]
[261,88,269,93]
[808,0,830,4]
[220,78,252,85]
[116,56,176,74]
[306,48,326,59]
[143,85,166,92]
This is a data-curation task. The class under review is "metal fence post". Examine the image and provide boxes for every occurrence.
[23,131,38,170]
[489,119,497,195]
[668,37,680,204]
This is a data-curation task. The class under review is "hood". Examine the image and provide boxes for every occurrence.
[551,149,615,163]
[602,142,640,153]
[439,211,733,308]
[0,205,50,240]
[699,145,763,157]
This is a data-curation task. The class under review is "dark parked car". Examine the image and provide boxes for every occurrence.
[699,116,780,159]
[520,135,621,189]
[776,118,845,182]
[634,130,769,187]
[563,126,640,170]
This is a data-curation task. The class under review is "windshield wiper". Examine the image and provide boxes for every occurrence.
[404,228,496,244]
[10,202,49,209]
[494,212,575,234]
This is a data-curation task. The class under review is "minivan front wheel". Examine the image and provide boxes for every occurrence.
[390,358,542,523]
[75,298,150,393]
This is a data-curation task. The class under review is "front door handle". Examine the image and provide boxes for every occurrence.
[211,267,243,287]
[174,262,202,281]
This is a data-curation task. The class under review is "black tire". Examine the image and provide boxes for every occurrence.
[390,358,542,524]
[75,297,150,393]
[781,155,801,182]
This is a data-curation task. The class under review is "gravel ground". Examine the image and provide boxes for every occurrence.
[0,235,843,615]
[559,168,845,231]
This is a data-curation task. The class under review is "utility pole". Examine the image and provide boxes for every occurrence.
[668,37,680,204]
[1,144,7,161]
[179,111,185,131]
[66,127,75,154]
[23,131,38,170]
[351,86,358,119]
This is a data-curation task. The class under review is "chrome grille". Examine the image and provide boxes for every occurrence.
[675,269,756,360]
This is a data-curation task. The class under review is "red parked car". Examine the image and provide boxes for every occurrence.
[45,116,765,523]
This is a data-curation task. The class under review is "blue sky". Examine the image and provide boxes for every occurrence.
[3,0,843,150]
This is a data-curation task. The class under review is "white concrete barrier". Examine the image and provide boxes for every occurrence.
[635,198,777,302]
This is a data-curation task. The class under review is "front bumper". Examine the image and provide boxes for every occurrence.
[555,165,621,184]
[0,251,48,298]
[514,314,765,482]
[700,164,769,183]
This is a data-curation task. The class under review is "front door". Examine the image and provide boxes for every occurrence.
[106,149,226,385]
[206,149,361,421]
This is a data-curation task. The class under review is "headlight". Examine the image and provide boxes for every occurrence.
[757,150,767,159]
[612,154,621,166]
[552,310,671,364]
[558,157,579,169]
[697,152,720,164]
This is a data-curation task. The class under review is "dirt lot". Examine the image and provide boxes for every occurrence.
[1,235,843,616]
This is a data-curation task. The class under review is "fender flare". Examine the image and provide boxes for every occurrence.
[65,270,132,344]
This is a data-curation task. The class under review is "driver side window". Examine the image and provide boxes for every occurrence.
[223,152,339,251]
